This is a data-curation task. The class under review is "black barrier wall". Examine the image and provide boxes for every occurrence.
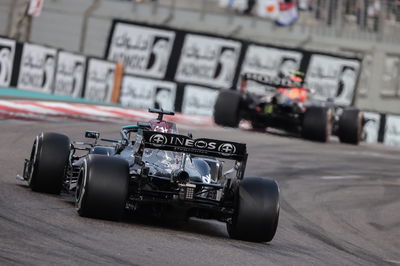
[17,43,57,94]
[84,57,117,103]
[0,30,394,145]
[0,37,16,88]
[121,75,177,111]
[1,36,118,104]
[105,19,362,112]
[54,51,86,98]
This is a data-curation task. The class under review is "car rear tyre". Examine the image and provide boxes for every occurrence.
[227,177,280,242]
[338,108,364,145]
[302,107,332,142]
[75,154,129,220]
[28,132,70,194]
[213,90,242,128]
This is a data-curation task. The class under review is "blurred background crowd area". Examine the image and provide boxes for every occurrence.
[1,0,399,111]
[0,0,399,145]
[127,0,400,31]
[2,0,400,46]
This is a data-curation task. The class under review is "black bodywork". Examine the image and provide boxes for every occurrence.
[121,129,248,222]
[20,109,280,242]
[241,73,334,133]
[22,110,247,222]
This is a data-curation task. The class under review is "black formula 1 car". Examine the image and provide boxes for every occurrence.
[214,73,365,144]
[18,109,280,242]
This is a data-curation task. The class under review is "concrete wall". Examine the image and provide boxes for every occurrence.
[2,0,400,115]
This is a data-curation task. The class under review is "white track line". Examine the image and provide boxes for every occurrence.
[320,175,362,180]
[0,100,215,127]
[0,100,63,115]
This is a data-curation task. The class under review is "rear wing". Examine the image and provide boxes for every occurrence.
[241,72,304,89]
[142,131,247,161]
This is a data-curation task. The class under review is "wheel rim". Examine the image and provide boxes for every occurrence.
[75,161,88,211]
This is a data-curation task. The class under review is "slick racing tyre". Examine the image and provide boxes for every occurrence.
[214,90,242,128]
[227,177,280,242]
[338,108,364,145]
[302,107,332,142]
[28,132,70,194]
[76,154,129,220]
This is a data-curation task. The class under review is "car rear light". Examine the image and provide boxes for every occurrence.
[178,184,196,200]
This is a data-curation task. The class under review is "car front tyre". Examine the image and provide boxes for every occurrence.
[28,132,70,194]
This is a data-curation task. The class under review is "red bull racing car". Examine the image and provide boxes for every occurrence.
[18,109,280,243]
[214,73,364,144]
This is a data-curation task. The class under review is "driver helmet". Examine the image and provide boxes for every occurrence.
[149,120,177,134]
[289,71,304,83]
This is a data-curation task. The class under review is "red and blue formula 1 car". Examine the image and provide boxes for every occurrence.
[214,73,364,144]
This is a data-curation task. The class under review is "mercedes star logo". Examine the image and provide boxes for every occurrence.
[150,134,167,145]
[218,143,236,154]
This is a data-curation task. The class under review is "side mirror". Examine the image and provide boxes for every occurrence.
[85,131,100,139]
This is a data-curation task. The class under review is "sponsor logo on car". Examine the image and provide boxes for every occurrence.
[149,134,168,145]
[218,143,236,154]
[147,133,238,156]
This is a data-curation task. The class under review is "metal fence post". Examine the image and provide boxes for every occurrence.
[363,0,368,28]
[162,0,176,24]
[79,0,101,53]
[327,0,336,25]
[377,0,385,41]
[6,0,18,37]
[25,13,32,41]
[12,1,30,41]
[315,0,322,20]
[336,0,343,36]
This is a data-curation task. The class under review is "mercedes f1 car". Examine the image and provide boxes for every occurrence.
[18,109,280,243]
[214,73,365,144]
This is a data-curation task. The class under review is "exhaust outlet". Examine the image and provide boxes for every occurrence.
[171,170,190,184]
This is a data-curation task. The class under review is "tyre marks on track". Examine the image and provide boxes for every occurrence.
[279,196,387,265]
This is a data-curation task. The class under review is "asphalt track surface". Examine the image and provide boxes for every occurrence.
[1,120,400,266]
